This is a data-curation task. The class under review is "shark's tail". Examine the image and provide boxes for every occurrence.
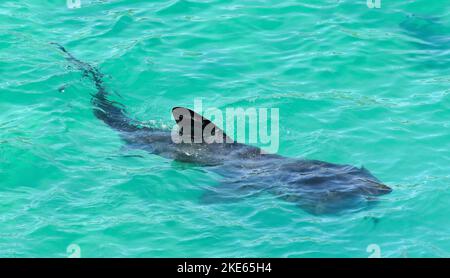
[52,42,140,133]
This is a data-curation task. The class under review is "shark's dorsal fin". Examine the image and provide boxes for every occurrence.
[172,107,233,144]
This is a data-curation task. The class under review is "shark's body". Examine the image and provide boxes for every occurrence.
[54,43,391,215]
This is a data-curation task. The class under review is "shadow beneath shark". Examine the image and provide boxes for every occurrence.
[399,14,450,69]
[53,43,392,215]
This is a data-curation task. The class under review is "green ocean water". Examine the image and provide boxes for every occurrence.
[1,0,450,257]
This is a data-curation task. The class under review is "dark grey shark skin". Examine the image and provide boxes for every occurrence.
[53,43,392,215]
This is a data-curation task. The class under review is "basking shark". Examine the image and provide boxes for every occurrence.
[53,43,392,215]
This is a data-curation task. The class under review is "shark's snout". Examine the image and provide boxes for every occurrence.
[362,179,392,195]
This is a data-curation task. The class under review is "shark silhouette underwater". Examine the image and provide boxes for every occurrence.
[399,14,450,68]
[53,43,392,215]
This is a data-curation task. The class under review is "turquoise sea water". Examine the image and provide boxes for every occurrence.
[1,0,450,257]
